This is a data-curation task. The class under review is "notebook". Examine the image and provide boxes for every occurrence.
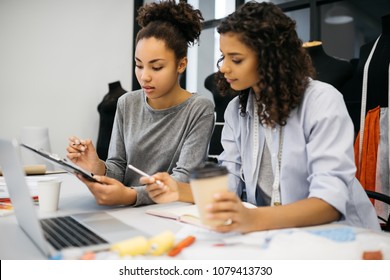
[0,138,147,258]
[146,204,203,227]
[146,202,257,228]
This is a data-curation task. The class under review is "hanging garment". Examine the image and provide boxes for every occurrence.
[354,106,380,193]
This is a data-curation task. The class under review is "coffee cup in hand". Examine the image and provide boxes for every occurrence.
[190,163,229,227]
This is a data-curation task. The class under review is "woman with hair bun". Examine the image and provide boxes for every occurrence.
[66,0,214,207]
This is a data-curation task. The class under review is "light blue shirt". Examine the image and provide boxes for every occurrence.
[219,79,380,230]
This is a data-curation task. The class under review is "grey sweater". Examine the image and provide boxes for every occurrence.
[105,90,215,206]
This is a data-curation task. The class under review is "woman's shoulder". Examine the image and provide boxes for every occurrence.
[191,92,214,104]
[221,95,241,124]
[300,79,347,118]
[117,89,144,105]
[226,94,240,106]
[304,79,343,102]
[189,93,215,111]
[224,94,241,113]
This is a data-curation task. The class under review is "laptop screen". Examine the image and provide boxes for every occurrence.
[0,138,51,256]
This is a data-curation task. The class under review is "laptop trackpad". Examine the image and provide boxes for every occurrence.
[71,212,146,243]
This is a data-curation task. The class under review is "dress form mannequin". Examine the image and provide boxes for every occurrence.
[96,81,127,160]
[355,14,390,111]
[344,14,390,132]
[303,41,353,91]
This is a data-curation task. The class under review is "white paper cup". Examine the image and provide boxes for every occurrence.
[38,180,62,212]
[190,164,229,227]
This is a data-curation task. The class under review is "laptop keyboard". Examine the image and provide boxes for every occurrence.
[40,216,108,250]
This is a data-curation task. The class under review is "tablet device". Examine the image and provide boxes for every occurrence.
[20,143,98,182]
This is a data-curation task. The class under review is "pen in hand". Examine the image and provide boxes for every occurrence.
[128,164,163,186]
[70,140,87,152]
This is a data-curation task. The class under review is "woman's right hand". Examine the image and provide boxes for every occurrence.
[140,172,179,204]
[66,136,105,175]
[140,172,194,204]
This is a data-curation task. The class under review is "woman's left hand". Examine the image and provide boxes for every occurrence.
[206,191,256,233]
[77,174,136,206]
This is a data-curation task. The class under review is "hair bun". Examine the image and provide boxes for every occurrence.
[137,0,203,45]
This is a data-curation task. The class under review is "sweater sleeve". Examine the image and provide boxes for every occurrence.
[133,186,155,207]
[105,95,127,182]
[170,97,215,183]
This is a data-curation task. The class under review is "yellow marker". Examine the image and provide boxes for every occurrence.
[110,236,149,257]
[148,230,175,256]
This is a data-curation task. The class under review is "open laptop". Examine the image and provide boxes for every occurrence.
[0,138,147,258]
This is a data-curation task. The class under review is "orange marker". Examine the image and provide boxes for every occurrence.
[167,236,196,257]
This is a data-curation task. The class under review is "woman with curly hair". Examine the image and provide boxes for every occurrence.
[66,0,214,207]
[143,1,379,233]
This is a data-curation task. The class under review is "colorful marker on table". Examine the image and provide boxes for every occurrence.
[167,236,196,257]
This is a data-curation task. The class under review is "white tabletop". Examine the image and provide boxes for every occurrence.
[1,173,390,260]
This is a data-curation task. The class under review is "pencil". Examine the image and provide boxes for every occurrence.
[128,164,162,186]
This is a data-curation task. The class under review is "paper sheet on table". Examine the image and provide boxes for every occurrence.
[218,227,367,259]
[0,176,58,199]
[178,227,365,260]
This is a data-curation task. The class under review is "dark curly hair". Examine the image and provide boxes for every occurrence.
[217,1,315,127]
[136,0,203,61]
